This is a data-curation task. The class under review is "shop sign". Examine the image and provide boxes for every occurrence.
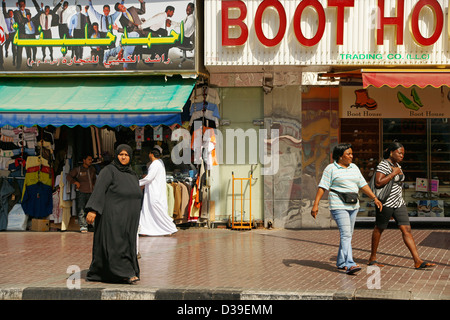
[222,0,446,47]
[0,0,196,74]
[340,85,450,118]
[206,0,450,67]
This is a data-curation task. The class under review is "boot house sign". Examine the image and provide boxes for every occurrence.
[205,0,450,68]
[340,85,450,118]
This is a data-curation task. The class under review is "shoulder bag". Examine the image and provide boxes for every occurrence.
[368,166,394,203]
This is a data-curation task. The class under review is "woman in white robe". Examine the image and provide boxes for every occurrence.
[139,146,178,236]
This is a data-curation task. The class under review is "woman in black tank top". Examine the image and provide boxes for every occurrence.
[368,142,436,270]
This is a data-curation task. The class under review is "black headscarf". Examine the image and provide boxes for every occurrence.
[112,144,134,173]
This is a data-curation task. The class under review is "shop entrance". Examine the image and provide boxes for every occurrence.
[2,123,205,232]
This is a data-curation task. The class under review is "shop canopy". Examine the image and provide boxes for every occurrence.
[0,76,196,127]
[362,69,450,89]
[318,69,450,89]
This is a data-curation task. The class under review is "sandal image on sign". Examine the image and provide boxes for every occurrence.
[351,89,377,110]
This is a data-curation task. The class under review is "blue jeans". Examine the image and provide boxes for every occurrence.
[330,209,358,269]
[76,191,92,231]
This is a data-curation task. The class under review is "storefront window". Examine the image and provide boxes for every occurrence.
[382,119,427,182]
[341,118,450,219]
[431,119,450,185]
[340,118,380,181]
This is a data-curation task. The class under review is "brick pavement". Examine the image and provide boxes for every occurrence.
[0,227,448,300]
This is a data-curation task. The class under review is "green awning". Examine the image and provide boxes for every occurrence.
[0,76,196,113]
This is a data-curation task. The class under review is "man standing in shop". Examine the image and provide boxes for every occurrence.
[66,154,97,233]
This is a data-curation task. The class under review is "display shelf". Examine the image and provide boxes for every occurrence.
[430,119,450,186]
[340,119,380,180]
[383,119,428,183]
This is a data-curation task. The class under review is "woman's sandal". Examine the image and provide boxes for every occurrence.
[415,262,436,270]
[125,276,140,285]
[338,264,361,273]
[368,260,385,267]
[346,265,361,275]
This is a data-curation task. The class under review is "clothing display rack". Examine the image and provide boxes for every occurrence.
[187,80,221,227]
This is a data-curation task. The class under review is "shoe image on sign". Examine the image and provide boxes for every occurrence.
[351,89,377,110]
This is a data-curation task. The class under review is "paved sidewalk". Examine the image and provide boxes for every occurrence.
[0,227,448,300]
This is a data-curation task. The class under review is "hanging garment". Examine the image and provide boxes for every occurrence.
[21,182,53,218]
[50,175,63,224]
[90,126,98,159]
[62,158,76,201]
[166,183,174,218]
[139,159,177,236]
[191,127,218,169]
[51,187,63,223]
[22,165,53,196]
[179,182,190,223]
[95,127,102,160]
[100,128,117,157]
[190,102,220,119]
[189,182,200,219]
[0,178,15,230]
[172,181,182,220]
[202,128,218,170]
[189,110,220,128]
[190,87,221,105]
[25,156,49,169]
[153,126,163,141]
[58,178,72,231]
[7,178,21,212]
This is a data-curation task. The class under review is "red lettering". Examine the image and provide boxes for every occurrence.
[293,0,326,47]
[255,0,287,47]
[222,0,249,46]
[410,0,443,46]
[377,0,405,45]
[328,0,354,45]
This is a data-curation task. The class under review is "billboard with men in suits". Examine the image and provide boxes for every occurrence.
[0,0,196,73]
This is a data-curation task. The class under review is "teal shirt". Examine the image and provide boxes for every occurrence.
[318,161,367,210]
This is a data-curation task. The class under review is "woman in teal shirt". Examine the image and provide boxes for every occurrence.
[311,143,382,275]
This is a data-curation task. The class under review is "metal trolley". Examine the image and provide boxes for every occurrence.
[231,171,252,230]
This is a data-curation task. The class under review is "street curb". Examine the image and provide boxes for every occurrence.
[354,289,412,300]
[2,286,447,300]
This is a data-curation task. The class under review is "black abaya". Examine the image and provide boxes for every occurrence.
[85,147,143,283]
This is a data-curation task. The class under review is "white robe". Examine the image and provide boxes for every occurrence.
[139,159,177,236]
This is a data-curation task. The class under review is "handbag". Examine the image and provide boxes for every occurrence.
[329,188,359,204]
[368,171,393,203]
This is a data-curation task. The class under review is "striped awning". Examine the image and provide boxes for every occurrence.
[319,69,450,89]
[0,76,195,127]
[362,69,450,88]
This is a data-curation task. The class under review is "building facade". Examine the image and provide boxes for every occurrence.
[204,0,450,229]
[0,0,206,231]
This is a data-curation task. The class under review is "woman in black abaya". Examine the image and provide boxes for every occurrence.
[85,144,143,284]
